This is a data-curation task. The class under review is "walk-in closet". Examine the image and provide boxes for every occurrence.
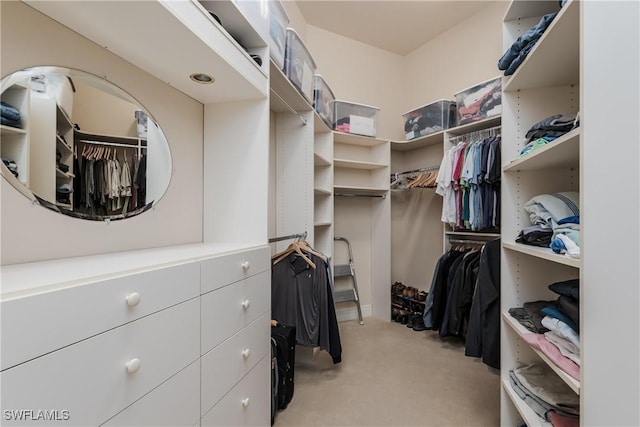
[1,1,638,426]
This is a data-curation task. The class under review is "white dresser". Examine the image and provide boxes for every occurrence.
[0,243,271,427]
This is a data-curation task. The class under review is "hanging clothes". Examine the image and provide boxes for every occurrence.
[271,245,342,364]
[437,135,501,231]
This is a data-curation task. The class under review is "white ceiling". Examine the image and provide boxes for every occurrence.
[295,0,496,56]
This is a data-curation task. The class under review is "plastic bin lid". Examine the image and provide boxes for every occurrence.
[454,75,502,96]
[402,99,455,116]
[334,99,380,111]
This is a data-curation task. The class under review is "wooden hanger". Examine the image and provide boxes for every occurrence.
[296,240,327,262]
[272,242,317,269]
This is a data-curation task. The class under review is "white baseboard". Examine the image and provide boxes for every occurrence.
[336,304,372,323]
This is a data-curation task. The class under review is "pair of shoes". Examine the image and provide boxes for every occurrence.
[416,291,428,302]
[391,282,406,295]
[412,314,427,331]
[403,286,418,299]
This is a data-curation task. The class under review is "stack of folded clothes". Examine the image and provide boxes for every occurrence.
[516,191,580,258]
[498,12,557,76]
[1,101,22,128]
[509,279,580,382]
[2,157,19,178]
[520,113,580,158]
[509,363,579,425]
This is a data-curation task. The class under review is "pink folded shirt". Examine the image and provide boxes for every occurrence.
[522,333,580,380]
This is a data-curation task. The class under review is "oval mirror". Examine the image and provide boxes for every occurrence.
[0,66,172,221]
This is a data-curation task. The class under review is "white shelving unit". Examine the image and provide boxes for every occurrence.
[500,1,581,425]
[0,82,30,187]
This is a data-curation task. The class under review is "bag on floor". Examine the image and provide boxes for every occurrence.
[271,337,279,425]
[271,322,296,410]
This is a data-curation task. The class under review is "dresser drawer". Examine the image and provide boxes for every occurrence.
[1,263,199,371]
[102,360,200,427]
[200,247,270,294]
[1,298,200,426]
[201,270,270,354]
[201,312,270,415]
[200,356,270,427]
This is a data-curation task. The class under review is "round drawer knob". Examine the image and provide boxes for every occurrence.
[241,261,250,271]
[241,398,250,408]
[242,348,251,358]
[126,292,141,307]
[126,358,141,374]
[241,299,251,309]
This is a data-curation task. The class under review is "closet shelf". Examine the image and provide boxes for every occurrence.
[1,124,27,135]
[390,131,444,152]
[270,60,313,114]
[502,378,553,427]
[25,0,268,104]
[446,115,502,137]
[333,132,387,147]
[314,188,332,196]
[503,312,580,394]
[314,152,331,166]
[314,112,332,133]
[503,128,580,172]
[503,241,581,268]
[333,159,388,170]
[333,185,387,196]
[314,221,331,227]
[56,169,75,179]
[503,0,579,92]
[503,0,560,22]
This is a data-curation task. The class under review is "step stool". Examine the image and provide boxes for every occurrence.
[333,236,363,325]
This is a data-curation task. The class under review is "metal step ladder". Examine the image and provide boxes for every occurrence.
[333,236,363,325]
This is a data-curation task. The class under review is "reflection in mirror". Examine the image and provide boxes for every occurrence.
[0,66,172,221]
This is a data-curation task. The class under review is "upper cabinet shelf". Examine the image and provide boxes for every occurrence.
[24,0,268,104]
[503,128,580,172]
[270,60,313,114]
[391,131,443,152]
[503,0,579,92]
[447,115,502,136]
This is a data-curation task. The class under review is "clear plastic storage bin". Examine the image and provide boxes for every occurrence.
[334,100,380,137]
[402,99,457,140]
[284,28,317,103]
[268,0,288,70]
[313,75,335,128]
[454,76,502,125]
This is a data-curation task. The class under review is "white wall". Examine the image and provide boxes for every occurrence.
[404,2,508,110]
[0,2,203,265]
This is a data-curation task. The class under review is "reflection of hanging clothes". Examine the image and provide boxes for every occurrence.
[134,153,147,208]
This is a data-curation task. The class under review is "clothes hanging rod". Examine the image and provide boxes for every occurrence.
[78,139,147,149]
[449,238,495,245]
[270,89,308,126]
[449,125,502,143]
[392,165,440,177]
[268,231,307,243]
[334,193,386,199]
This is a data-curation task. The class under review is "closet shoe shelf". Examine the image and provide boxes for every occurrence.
[502,241,581,268]
[503,313,580,394]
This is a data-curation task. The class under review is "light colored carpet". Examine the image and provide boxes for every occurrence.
[273,317,500,427]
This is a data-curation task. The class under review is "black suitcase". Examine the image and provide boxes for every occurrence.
[270,337,278,425]
[271,322,296,410]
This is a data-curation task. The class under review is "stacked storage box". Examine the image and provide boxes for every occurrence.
[402,100,457,140]
[333,101,380,137]
[313,75,335,128]
[455,76,502,125]
[268,0,289,70]
[284,28,317,103]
